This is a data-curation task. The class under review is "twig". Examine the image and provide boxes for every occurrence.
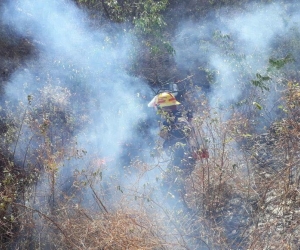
[85,175,108,214]
[12,202,81,250]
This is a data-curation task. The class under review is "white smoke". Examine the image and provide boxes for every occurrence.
[0,0,162,224]
[173,1,300,116]
[1,0,153,165]
[171,1,300,246]
[2,0,300,248]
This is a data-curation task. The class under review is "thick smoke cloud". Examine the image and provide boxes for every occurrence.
[171,2,300,246]
[1,0,153,168]
[173,1,300,117]
[2,0,300,248]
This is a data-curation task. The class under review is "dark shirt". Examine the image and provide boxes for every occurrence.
[161,110,191,147]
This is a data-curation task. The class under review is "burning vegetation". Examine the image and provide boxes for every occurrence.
[1,0,300,249]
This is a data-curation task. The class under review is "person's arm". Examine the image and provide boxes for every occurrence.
[159,124,169,139]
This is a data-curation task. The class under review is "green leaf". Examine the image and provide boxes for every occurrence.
[251,73,271,91]
[268,54,294,70]
[253,102,262,110]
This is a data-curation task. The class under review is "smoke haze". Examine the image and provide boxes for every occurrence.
[1,0,300,248]
[1,0,153,166]
[173,1,300,121]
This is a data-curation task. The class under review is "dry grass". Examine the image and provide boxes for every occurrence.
[54,206,168,250]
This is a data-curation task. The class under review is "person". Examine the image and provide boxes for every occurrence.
[148,91,197,206]
[148,92,194,175]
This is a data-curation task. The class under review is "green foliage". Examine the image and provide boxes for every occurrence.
[77,0,168,31]
[77,0,174,59]
[251,73,272,91]
[251,54,294,91]
[133,0,168,35]
[267,54,295,71]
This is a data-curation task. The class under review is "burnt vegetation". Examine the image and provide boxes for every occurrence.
[1,0,300,249]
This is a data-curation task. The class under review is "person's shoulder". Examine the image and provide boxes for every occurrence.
[173,110,183,118]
